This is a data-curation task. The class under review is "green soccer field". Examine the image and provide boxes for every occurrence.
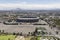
[0,35,16,40]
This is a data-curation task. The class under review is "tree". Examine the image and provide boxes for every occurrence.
[8,38,10,40]
[13,32,16,35]
[20,32,22,36]
[0,30,1,33]
[35,27,38,33]
[16,32,19,35]
[28,32,30,35]
[56,31,58,34]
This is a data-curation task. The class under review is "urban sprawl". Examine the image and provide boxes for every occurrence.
[0,10,60,40]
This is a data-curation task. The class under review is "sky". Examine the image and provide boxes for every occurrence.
[0,0,60,10]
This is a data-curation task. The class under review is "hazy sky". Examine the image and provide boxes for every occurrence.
[0,0,60,10]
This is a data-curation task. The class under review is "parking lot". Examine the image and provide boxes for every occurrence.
[0,20,49,34]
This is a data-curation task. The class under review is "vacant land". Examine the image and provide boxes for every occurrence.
[25,36,34,40]
[0,35,59,40]
[0,35,16,40]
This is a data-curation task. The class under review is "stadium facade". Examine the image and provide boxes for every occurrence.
[16,16,39,23]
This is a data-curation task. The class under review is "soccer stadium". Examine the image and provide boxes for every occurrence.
[16,16,39,23]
